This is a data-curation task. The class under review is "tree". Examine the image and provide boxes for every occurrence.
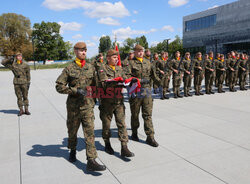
[98,36,111,54]
[135,35,148,49]
[0,13,32,57]
[32,21,70,62]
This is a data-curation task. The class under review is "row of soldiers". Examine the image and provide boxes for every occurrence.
[119,50,250,100]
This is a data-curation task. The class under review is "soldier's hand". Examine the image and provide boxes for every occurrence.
[199,67,202,70]
[160,70,164,75]
[77,88,87,96]
[186,71,190,75]
[174,69,178,74]
[140,78,150,84]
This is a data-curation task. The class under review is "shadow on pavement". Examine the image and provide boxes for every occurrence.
[0,109,19,115]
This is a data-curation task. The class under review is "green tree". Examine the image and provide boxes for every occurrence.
[0,13,32,57]
[98,36,111,53]
[32,21,69,62]
[135,35,148,49]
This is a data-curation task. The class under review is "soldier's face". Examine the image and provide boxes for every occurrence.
[209,53,213,58]
[145,51,151,56]
[162,53,166,58]
[129,53,134,59]
[16,55,22,61]
[107,55,118,66]
[74,48,86,60]
[175,53,180,58]
[135,50,144,58]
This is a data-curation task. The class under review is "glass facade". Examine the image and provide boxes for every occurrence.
[185,14,217,32]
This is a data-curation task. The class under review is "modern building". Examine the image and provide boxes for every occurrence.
[183,0,250,54]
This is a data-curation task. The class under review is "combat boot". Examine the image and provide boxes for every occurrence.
[18,108,24,116]
[68,149,76,162]
[121,145,135,157]
[131,132,139,142]
[24,106,31,115]
[174,94,178,98]
[104,141,114,155]
[164,94,169,99]
[86,159,106,171]
[146,136,159,147]
[199,91,204,95]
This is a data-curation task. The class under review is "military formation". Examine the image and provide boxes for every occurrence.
[2,41,250,172]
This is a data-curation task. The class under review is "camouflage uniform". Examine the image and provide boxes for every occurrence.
[228,57,238,91]
[216,59,226,92]
[97,64,129,145]
[1,58,30,109]
[170,58,184,97]
[182,59,193,96]
[155,58,171,98]
[214,58,220,87]
[238,59,248,90]
[204,58,215,93]
[193,58,204,95]
[151,58,160,93]
[55,60,97,160]
[225,57,231,86]
[122,57,132,77]
[128,57,161,138]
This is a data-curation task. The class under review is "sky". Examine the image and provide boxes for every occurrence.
[0,0,237,57]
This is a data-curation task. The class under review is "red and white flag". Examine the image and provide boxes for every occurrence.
[115,43,121,66]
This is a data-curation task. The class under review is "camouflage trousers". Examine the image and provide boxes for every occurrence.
[205,72,214,92]
[159,75,170,97]
[229,71,237,90]
[216,72,225,92]
[183,74,192,95]
[238,71,247,89]
[194,72,204,93]
[129,95,155,137]
[172,75,182,95]
[225,70,230,86]
[66,101,97,160]
[14,84,29,109]
[99,102,128,145]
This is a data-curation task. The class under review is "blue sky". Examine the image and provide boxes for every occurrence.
[1,0,237,57]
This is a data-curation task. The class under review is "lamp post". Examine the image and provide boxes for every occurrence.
[165,39,171,52]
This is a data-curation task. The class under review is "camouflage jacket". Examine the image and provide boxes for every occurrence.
[182,59,194,76]
[155,59,171,78]
[170,58,184,77]
[55,60,96,108]
[204,59,215,73]
[193,59,204,75]
[128,57,161,88]
[228,58,239,71]
[238,59,248,73]
[122,57,132,76]
[1,58,30,85]
[216,60,226,74]
[97,64,127,104]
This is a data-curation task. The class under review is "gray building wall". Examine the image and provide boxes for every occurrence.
[183,0,250,54]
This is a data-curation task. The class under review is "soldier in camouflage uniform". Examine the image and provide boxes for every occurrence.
[193,52,204,96]
[170,51,184,98]
[144,49,152,62]
[216,54,226,93]
[152,53,160,94]
[182,52,194,97]
[55,42,106,171]
[225,53,232,86]
[128,44,161,147]
[92,53,105,71]
[97,49,134,158]
[204,53,215,94]
[228,51,238,92]
[238,53,248,90]
[214,53,221,88]
[122,50,134,76]
[155,51,170,100]
[1,52,31,116]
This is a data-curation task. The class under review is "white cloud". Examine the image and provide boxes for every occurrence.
[112,26,156,40]
[168,0,189,7]
[133,10,138,14]
[43,0,130,18]
[72,34,83,39]
[208,5,218,9]
[151,41,160,47]
[58,21,82,34]
[161,25,174,32]
[132,19,136,23]
[97,17,120,26]
[86,40,96,47]
[91,36,99,41]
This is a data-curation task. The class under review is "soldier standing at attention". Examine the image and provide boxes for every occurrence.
[1,52,31,116]
[155,51,170,100]
[128,44,161,147]
[152,53,160,94]
[193,52,204,96]
[92,53,105,71]
[170,51,184,98]
[214,53,221,87]
[238,53,248,91]
[225,53,231,86]
[122,50,134,76]
[55,42,106,171]
[204,52,215,94]
[144,49,152,62]
[228,51,238,92]
[216,54,226,93]
[97,49,134,157]
[182,52,193,97]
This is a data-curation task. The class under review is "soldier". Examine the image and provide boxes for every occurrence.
[225,53,232,86]
[1,52,31,116]
[144,49,152,62]
[152,53,160,94]
[122,50,134,76]
[128,44,161,147]
[228,51,238,92]
[170,51,184,98]
[193,52,204,96]
[204,52,215,94]
[238,53,248,90]
[214,53,221,87]
[155,51,170,100]
[97,49,134,157]
[92,53,105,71]
[182,52,193,97]
[164,52,171,93]
[55,42,106,171]
[216,54,226,93]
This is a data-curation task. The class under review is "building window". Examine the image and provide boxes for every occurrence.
[185,14,216,32]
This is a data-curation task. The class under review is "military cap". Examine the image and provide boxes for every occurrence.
[134,44,144,51]
[128,50,134,54]
[107,49,118,57]
[145,49,150,52]
[196,52,202,55]
[176,51,180,54]
[74,42,87,49]
[98,53,103,57]
[16,52,22,56]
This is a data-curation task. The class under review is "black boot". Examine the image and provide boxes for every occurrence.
[69,150,76,163]
[86,159,106,171]
[24,106,31,115]
[187,93,192,97]
[164,94,169,99]
[199,92,204,95]
[104,141,114,155]
[18,108,24,116]
[174,94,178,98]
[121,145,135,157]
[210,91,215,94]
[146,136,159,147]
[131,132,139,142]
